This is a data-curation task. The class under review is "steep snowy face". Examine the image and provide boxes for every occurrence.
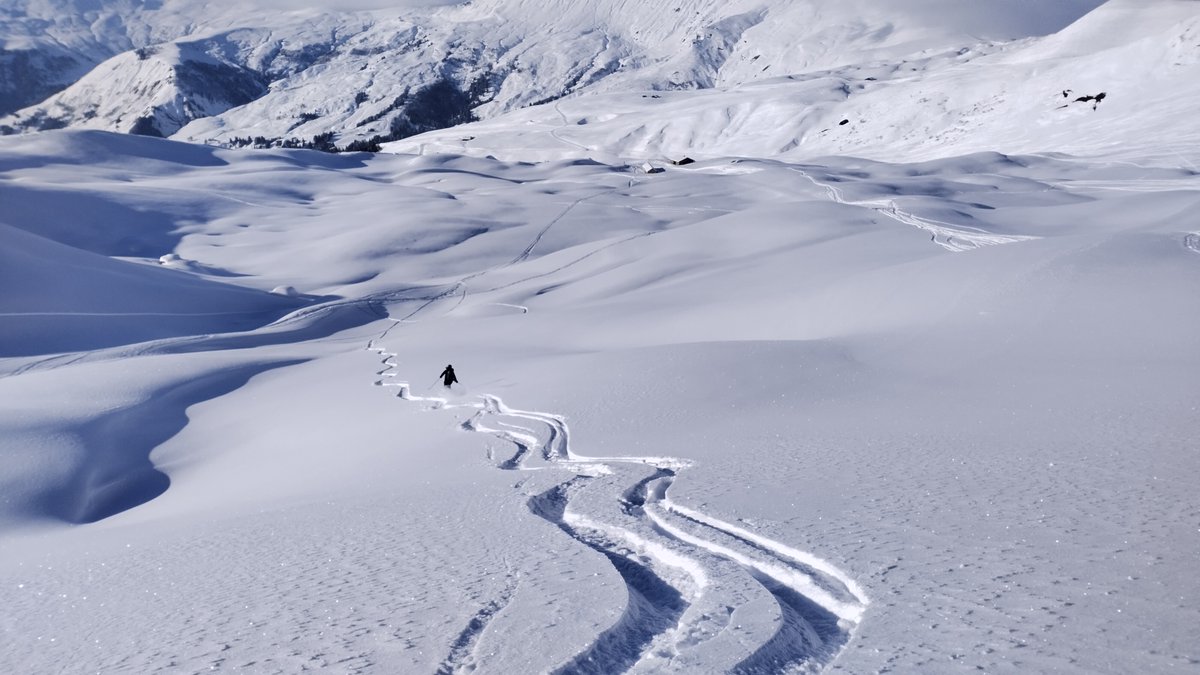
[0,1,129,116]
[3,41,268,137]
[0,0,1109,145]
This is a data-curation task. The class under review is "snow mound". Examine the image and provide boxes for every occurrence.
[0,223,305,356]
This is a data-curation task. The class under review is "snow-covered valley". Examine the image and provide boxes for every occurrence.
[2,1,1200,674]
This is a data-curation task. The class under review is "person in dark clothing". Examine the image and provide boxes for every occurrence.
[440,364,458,388]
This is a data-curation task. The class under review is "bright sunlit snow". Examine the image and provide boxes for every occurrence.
[1,1,1198,674]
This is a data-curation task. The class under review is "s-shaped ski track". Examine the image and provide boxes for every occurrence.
[368,341,868,673]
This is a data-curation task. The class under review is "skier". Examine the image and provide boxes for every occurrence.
[440,364,458,388]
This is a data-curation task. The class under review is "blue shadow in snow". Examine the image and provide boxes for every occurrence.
[42,359,305,524]
[731,573,848,674]
[529,481,687,675]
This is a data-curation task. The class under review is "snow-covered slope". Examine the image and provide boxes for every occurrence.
[387,0,1200,164]
[2,121,1198,672]
[1,2,1198,674]
[3,0,1109,149]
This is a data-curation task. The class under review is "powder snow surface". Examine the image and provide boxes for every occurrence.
[2,3,1199,675]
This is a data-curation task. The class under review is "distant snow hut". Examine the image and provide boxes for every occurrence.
[671,157,695,166]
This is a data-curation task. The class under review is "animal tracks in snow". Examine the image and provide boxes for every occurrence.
[368,340,868,673]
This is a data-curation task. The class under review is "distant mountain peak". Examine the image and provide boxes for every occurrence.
[2,0,1113,149]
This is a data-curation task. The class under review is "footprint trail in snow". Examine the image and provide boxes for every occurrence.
[368,340,868,674]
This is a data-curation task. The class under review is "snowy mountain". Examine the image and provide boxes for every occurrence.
[3,0,1114,148]
[4,39,268,137]
[2,1,1199,674]
[388,0,1200,164]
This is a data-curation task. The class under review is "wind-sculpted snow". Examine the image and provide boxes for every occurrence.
[44,360,303,523]
[0,223,309,357]
[370,341,868,672]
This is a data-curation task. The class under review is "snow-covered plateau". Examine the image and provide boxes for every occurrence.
[2,1,1199,674]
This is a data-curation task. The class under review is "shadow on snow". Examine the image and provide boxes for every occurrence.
[41,359,305,524]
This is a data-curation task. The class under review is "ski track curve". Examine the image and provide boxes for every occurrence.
[552,100,592,154]
[368,341,868,673]
[530,479,692,675]
[791,167,1038,253]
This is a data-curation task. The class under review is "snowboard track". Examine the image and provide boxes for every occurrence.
[369,343,868,673]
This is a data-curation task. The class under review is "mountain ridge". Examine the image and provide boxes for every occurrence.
[2,0,1112,151]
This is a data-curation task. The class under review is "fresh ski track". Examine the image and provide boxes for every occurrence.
[791,167,1038,252]
[369,342,868,673]
[385,161,864,671]
[552,100,594,154]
